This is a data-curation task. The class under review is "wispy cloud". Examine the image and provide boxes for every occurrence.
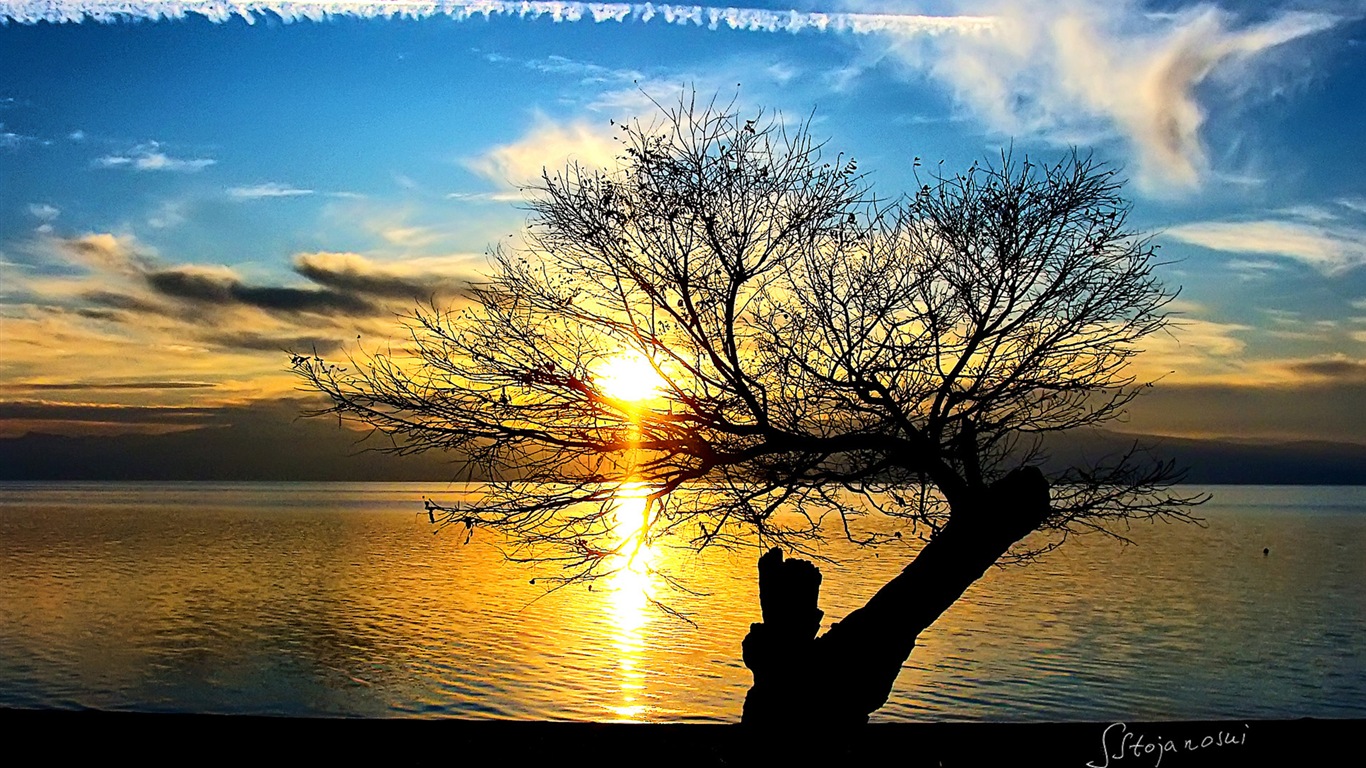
[27,203,59,221]
[11,381,218,391]
[227,182,314,200]
[445,191,524,203]
[1,2,995,35]
[1134,313,1252,383]
[483,51,643,84]
[1,123,36,149]
[147,199,188,229]
[1165,218,1366,275]
[887,0,1340,192]
[95,142,216,172]
[1134,307,1364,388]
[1224,257,1287,282]
[1337,197,1366,216]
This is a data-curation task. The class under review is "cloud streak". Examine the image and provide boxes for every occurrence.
[0,1,995,35]
[12,381,218,390]
[1166,219,1366,275]
[1,233,483,413]
[228,182,314,199]
[50,235,471,320]
[145,265,379,315]
[0,401,222,423]
[94,142,216,172]
[292,251,469,300]
[909,0,1338,192]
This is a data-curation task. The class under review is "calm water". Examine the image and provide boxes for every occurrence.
[0,482,1362,722]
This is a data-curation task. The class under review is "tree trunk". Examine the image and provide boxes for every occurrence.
[741,466,1052,726]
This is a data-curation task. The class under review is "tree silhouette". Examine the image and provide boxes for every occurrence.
[293,94,1204,725]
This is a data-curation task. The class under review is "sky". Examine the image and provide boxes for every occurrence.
[2,0,1365,449]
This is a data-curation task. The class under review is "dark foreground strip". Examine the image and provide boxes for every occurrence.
[0,709,1353,766]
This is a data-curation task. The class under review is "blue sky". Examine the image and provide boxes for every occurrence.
[2,1,1365,442]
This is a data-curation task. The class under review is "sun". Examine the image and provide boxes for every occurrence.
[596,352,666,403]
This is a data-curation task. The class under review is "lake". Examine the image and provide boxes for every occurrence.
[0,482,1362,722]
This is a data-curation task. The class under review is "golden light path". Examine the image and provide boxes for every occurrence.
[605,482,660,719]
[591,351,669,718]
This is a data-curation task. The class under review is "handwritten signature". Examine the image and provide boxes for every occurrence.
[1087,722,1249,767]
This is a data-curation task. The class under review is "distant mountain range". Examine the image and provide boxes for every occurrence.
[1,413,1362,484]
[1035,430,1366,485]
[0,403,467,482]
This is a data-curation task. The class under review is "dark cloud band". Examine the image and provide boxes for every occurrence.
[14,382,218,391]
[146,268,378,316]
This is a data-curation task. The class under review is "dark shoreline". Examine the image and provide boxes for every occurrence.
[4,425,1364,485]
[3,709,1352,766]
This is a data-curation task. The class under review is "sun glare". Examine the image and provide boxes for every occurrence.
[596,352,666,403]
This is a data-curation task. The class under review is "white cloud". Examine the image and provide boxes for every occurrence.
[378,225,444,249]
[68,130,86,141]
[898,0,1338,192]
[765,62,799,85]
[227,182,314,200]
[467,119,621,189]
[1224,258,1286,281]
[1337,197,1366,216]
[1277,204,1339,223]
[446,191,525,203]
[506,53,642,84]
[95,142,215,172]
[1166,219,1366,275]
[27,203,59,222]
[1,124,34,149]
[1,2,994,36]
[52,232,156,277]
[147,200,188,230]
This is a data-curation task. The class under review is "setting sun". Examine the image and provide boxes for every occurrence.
[595,353,666,403]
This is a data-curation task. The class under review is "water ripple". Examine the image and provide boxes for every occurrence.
[1,482,1363,721]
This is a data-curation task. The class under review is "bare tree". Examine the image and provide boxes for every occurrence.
[293,93,1204,725]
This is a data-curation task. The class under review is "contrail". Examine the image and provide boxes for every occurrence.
[0,2,995,35]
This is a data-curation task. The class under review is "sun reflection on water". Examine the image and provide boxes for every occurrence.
[604,482,659,720]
